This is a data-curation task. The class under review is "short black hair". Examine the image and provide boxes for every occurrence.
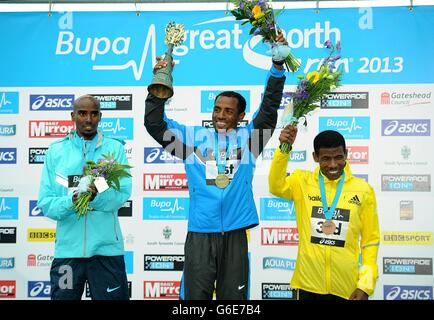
[313,130,346,154]
[214,91,246,115]
[73,95,100,111]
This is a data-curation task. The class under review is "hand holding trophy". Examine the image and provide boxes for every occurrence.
[148,21,186,98]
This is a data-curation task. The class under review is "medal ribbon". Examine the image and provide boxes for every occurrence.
[319,170,345,220]
[214,134,231,174]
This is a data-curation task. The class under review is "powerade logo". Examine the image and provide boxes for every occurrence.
[29,200,44,217]
[92,94,132,110]
[118,200,132,217]
[381,119,430,136]
[0,197,18,220]
[262,148,306,162]
[98,118,133,140]
[0,124,16,136]
[124,251,133,274]
[144,147,182,164]
[144,255,184,271]
[202,119,248,128]
[29,94,74,111]
[201,90,250,113]
[0,92,19,114]
[0,227,16,243]
[384,285,433,300]
[143,198,189,220]
[0,257,14,269]
[0,148,17,164]
[262,283,297,300]
[320,92,369,109]
[319,116,370,139]
[263,257,296,271]
[260,198,296,221]
[28,281,51,298]
[29,148,48,164]
[381,174,430,192]
[383,257,432,275]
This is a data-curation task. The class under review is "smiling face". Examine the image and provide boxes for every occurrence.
[313,146,347,181]
[212,96,245,133]
[71,96,101,140]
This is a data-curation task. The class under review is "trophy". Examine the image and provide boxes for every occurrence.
[148,21,185,99]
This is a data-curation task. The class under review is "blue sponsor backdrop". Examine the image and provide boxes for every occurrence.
[1,7,434,86]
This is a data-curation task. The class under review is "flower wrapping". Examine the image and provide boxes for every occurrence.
[280,40,343,153]
[229,0,300,72]
[72,153,132,218]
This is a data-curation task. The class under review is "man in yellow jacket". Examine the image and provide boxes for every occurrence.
[269,126,380,300]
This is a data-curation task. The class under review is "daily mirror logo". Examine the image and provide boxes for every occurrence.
[0,92,19,114]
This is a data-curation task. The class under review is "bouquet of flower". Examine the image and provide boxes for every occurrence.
[73,153,132,218]
[229,0,300,72]
[280,40,343,153]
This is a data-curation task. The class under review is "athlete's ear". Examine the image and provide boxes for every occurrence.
[313,151,319,163]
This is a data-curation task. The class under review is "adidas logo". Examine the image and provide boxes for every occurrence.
[349,195,361,206]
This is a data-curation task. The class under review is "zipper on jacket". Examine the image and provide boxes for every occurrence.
[83,214,87,256]
[112,212,119,240]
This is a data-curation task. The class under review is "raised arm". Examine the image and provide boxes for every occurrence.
[144,57,191,160]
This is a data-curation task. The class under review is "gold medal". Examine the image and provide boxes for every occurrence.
[322,220,336,235]
[215,174,230,189]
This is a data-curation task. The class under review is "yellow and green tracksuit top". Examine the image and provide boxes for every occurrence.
[269,147,380,299]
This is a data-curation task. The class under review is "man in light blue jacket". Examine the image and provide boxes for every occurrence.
[38,95,132,300]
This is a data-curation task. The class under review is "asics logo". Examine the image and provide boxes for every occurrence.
[106,286,120,293]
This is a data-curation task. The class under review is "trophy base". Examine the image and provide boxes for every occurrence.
[148,83,174,99]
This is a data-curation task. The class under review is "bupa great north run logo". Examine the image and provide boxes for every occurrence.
[260,198,295,221]
[0,148,17,164]
[98,118,133,140]
[0,92,19,114]
[29,94,74,111]
[0,197,18,220]
[143,198,189,220]
[319,117,370,140]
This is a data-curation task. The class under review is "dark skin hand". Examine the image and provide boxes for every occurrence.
[279,124,298,146]
[349,288,369,300]
[72,183,97,204]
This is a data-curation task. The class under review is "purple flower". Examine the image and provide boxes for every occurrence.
[336,41,341,52]
[324,39,332,49]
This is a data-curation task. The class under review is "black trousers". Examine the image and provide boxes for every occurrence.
[298,289,347,301]
[181,228,249,300]
[50,255,129,300]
